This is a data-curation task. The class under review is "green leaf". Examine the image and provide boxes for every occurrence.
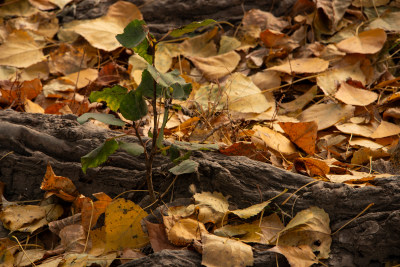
[156,108,169,148]
[118,141,144,156]
[116,20,148,48]
[77,113,125,126]
[119,90,148,121]
[133,39,152,64]
[169,145,181,162]
[89,85,128,111]
[172,141,219,151]
[169,159,199,175]
[146,65,192,100]
[172,150,191,164]
[170,19,216,37]
[81,139,119,174]
[138,69,162,98]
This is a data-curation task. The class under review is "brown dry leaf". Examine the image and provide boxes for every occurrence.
[104,198,149,251]
[224,72,273,113]
[81,192,112,231]
[62,1,143,51]
[0,204,45,232]
[279,121,318,155]
[40,163,78,201]
[24,99,44,113]
[188,50,240,80]
[180,27,218,58]
[0,78,42,105]
[300,103,354,130]
[63,252,117,266]
[349,138,385,150]
[0,0,38,17]
[193,191,229,224]
[219,35,241,54]
[219,142,268,162]
[260,29,298,51]
[166,218,207,246]
[7,12,59,39]
[351,147,390,165]
[279,207,331,259]
[14,249,46,266]
[268,245,318,267]
[269,58,329,74]
[42,78,75,98]
[250,70,281,90]
[214,221,261,243]
[367,11,400,32]
[202,233,254,267]
[230,200,271,219]
[316,63,366,95]
[61,68,98,89]
[314,0,352,34]
[336,29,386,54]
[260,213,285,245]
[155,42,182,73]
[335,122,376,137]
[0,238,17,266]
[352,0,389,8]
[294,158,330,177]
[28,0,56,10]
[48,43,89,75]
[370,120,400,139]
[0,30,44,68]
[242,9,289,32]
[280,85,318,113]
[253,125,298,155]
[145,220,181,252]
[59,224,86,253]
[334,82,378,106]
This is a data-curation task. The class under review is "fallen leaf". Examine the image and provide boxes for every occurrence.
[336,29,386,54]
[0,30,44,67]
[253,125,298,155]
[279,121,318,155]
[334,82,378,106]
[294,158,330,177]
[166,218,207,246]
[145,220,181,252]
[370,120,400,139]
[269,58,329,74]
[62,1,143,51]
[268,245,318,267]
[300,103,354,130]
[40,163,78,201]
[202,233,254,267]
[188,50,240,80]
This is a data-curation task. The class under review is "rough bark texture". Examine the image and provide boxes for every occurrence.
[58,0,297,36]
[1,110,400,266]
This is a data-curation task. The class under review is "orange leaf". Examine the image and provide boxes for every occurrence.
[219,142,268,162]
[294,158,330,177]
[279,121,318,155]
[40,163,78,201]
[81,192,112,231]
[0,78,42,105]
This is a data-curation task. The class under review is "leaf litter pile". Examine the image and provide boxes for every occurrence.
[1,0,400,266]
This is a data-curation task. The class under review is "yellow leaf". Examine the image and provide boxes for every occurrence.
[253,125,297,155]
[105,198,149,251]
[268,245,318,267]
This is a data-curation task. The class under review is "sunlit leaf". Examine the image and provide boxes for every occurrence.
[89,85,128,111]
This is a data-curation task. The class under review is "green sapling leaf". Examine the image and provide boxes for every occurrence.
[118,141,144,156]
[116,20,148,48]
[170,19,216,37]
[119,90,148,121]
[89,85,128,111]
[133,39,152,64]
[169,159,199,175]
[77,113,125,126]
[81,139,119,174]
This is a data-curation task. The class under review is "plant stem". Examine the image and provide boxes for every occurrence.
[145,38,158,202]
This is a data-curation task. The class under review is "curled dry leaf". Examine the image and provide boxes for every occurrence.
[279,121,318,155]
[268,245,318,267]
